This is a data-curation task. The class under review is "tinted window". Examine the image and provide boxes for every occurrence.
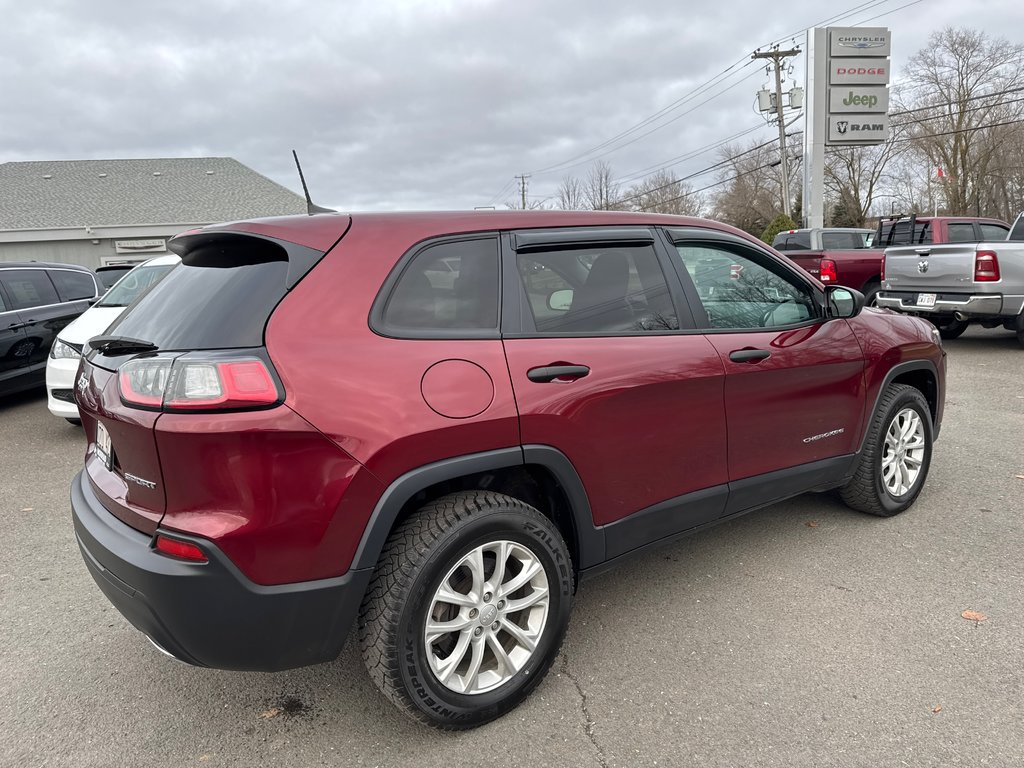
[517,245,677,333]
[946,223,977,243]
[881,221,932,245]
[97,267,134,289]
[49,269,97,301]
[0,270,60,310]
[820,231,869,250]
[773,232,812,251]
[382,238,499,332]
[106,254,288,350]
[674,244,816,330]
[981,223,1010,241]
[97,264,177,308]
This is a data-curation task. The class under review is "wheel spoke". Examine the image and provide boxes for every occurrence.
[486,633,516,677]
[904,454,923,467]
[499,618,539,653]
[489,540,511,594]
[434,584,476,608]
[505,585,549,613]
[425,614,474,645]
[459,635,486,693]
[435,632,472,684]
[466,547,486,597]
[498,559,543,599]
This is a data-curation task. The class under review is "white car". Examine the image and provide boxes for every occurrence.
[47,254,180,422]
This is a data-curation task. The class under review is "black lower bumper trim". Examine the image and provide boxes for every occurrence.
[71,470,372,672]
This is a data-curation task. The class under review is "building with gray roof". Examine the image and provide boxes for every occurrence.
[0,157,306,267]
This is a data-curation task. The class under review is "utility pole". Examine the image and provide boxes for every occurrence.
[753,47,800,219]
[515,174,530,209]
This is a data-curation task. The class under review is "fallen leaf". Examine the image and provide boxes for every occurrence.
[961,610,988,622]
[1014,475,1024,480]
[260,708,281,719]
[20,508,33,512]
[932,705,942,713]
[805,520,819,528]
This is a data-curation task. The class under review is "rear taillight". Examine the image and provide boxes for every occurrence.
[974,250,1000,282]
[154,534,208,562]
[880,256,885,281]
[119,356,280,412]
[819,259,838,283]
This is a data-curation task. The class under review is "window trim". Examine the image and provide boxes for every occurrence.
[501,226,697,338]
[368,232,503,340]
[662,228,826,334]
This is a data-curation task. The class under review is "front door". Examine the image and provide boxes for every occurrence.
[665,230,866,494]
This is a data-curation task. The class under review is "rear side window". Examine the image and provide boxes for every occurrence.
[981,223,1010,241]
[516,245,677,333]
[380,238,499,334]
[49,269,97,301]
[0,270,60,309]
[820,232,868,250]
[105,238,299,350]
[773,232,812,251]
[946,223,977,243]
[1009,216,1024,241]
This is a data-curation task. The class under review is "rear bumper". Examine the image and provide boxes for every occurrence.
[71,470,372,672]
[876,291,1024,317]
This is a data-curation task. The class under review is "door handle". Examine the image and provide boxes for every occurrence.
[527,364,590,383]
[729,349,771,363]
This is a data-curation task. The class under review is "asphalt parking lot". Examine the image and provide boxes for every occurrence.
[2,327,1022,768]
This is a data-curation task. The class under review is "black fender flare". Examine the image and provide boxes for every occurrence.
[350,445,605,572]
[859,359,941,451]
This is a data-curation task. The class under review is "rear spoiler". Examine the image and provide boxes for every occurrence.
[168,230,327,290]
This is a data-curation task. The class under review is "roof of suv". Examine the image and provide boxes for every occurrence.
[179,210,744,253]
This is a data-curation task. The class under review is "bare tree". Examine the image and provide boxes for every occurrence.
[711,140,788,235]
[897,27,1024,216]
[555,174,587,210]
[824,129,908,226]
[583,160,621,211]
[621,170,704,216]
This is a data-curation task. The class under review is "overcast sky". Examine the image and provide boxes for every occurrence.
[1,0,1021,212]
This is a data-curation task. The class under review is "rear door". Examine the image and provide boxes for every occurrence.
[664,228,865,507]
[0,282,30,393]
[501,227,729,558]
[0,268,86,379]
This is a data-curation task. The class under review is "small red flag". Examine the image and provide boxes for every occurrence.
[937,167,945,178]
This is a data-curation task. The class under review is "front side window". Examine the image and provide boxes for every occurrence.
[0,270,60,310]
[516,244,677,334]
[381,238,499,332]
[674,244,816,330]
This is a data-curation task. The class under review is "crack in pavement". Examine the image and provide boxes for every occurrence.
[560,653,609,768]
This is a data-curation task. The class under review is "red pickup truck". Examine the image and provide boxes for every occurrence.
[773,217,1011,304]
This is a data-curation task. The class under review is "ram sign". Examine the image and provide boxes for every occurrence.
[828,115,890,143]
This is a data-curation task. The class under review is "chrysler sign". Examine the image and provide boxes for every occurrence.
[829,26,892,57]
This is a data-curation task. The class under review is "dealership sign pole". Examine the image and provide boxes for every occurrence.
[803,26,891,228]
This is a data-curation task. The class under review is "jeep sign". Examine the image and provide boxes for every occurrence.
[829,58,890,85]
[829,86,889,113]
[828,114,890,143]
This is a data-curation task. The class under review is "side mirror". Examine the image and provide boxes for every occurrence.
[548,289,574,312]
[826,285,865,319]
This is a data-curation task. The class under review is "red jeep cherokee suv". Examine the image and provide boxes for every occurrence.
[71,211,945,728]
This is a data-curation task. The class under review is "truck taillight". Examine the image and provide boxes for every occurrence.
[974,251,1000,282]
[119,357,281,412]
[880,256,885,281]
[819,259,838,283]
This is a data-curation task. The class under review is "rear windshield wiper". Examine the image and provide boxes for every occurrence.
[88,335,159,355]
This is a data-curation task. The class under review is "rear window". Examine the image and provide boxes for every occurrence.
[772,231,812,251]
[104,239,294,351]
[97,267,134,289]
[879,221,932,246]
[97,264,177,308]
[820,231,869,250]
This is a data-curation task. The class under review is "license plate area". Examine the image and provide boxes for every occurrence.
[95,421,113,470]
[917,293,937,308]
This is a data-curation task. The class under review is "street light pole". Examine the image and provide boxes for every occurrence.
[753,47,800,219]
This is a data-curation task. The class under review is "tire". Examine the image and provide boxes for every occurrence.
[862,281,881,307]
[1017,326,1024,349]
[840,383,933,517]
[359,491,573,729]
[933,317,968,340]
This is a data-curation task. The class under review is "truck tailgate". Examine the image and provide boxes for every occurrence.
[883,244,977,292]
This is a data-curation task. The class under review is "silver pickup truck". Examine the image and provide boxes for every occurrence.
[876,213,1024,346]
